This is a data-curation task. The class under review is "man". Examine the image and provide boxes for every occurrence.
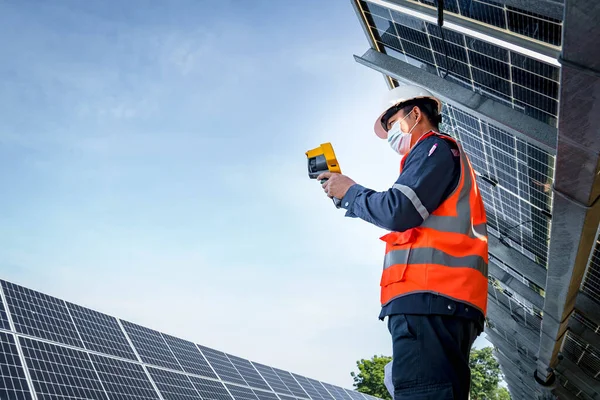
[317,85,488,400]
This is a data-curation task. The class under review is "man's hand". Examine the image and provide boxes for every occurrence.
[317,172,356,199]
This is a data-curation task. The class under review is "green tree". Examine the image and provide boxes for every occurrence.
[469,347,505,400]
[491,387,511,400]
[350,355,393,400]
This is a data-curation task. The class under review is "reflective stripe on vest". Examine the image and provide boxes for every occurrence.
[380,131,489,315]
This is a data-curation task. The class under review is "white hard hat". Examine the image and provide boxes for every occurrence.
[373,84,443,139]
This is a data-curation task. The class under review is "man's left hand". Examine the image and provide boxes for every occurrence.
[317,172,356,199]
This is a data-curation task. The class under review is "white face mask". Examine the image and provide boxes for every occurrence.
[387,110,418,155]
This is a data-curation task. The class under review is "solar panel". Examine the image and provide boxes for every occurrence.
[441,103,554,267]
[253,362,294,396]
[198,345,248,386]
[88,353,159,400]
[360,1,561,127]
[188,375,233,400]
[0,279,383,400]
[66,302,138,361]
[121,320,182,371]
[306,378,335,400]
[19,337,108,400]
[253,389,280,400]
[272,367,310,398]
[226,383,260,400]
[320,383,352,400]
[344,389,367,400]
[0,332,33,400]
[227,354,272,391]
[1,281,83,347]
[162,332,218,379]
[146,366,199,400]
[362,0,563,47]
[561,331,600,380]
[292,373,326,400]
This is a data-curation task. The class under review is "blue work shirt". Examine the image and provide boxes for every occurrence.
[341,132,484,327]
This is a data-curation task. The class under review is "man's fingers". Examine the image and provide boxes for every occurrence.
[317,172,332,181]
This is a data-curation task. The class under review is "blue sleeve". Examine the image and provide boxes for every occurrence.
[340,137,459,232]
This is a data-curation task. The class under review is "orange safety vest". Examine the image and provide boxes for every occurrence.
[379,131,489,316]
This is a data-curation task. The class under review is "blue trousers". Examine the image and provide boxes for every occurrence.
[387,314,480,400]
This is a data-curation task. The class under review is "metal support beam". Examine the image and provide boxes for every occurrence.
[486,327,538,371]
[489,261,545,310]
[536,0,600,385]
[489,235,548,290]
[354,48,558,154]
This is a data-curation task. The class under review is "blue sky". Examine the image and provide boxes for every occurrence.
[0,0,488,388]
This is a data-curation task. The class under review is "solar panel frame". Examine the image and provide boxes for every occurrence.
[1,281,84,348]
[88,352,160,400]
[66,302,138,361]
[0,332,33,400]
[198,345,249,386]
[19,336,109,400]
[0,293,10,331]
[227,354,272,391]
[120,320,183,371]
[162,332,218,379]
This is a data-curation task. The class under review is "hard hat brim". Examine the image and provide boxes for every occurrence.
[373,96,443,139]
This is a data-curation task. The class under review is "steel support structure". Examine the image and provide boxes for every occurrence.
[535,1,600,391]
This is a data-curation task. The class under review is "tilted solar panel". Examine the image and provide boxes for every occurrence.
[88,353,159,400]
[162,332,218,378]
[19,337,108,400]
[0,332,33,400]
[0,279,380,400]
[121,320,182,371]
[360,1,560,127]
[1,280,83,348]
[0,294,10,331]
[66,302,138,361]
[198,344,248,386]
[227,353,272,391]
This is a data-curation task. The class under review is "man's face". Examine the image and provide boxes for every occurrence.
[386,106,417,133]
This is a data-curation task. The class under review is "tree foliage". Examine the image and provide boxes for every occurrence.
[351,347,510,400]
[351,355,393,400]
[469,347,506,400]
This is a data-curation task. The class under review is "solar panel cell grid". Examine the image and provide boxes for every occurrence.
[272,367,310,398]
[292,374,324,400]
[147,367,199,400]
[1,281,84,348]
[306,378,334,400]
[362,3,560,127]
[88,353,159,400]
[66,302,138,361]
[0,294,10,331]
[253,363,293,396]
[198,345,248,386]
[226,384,259,400]
[19,337,108,400]
[188,375,233,400]
[227,354,272,391]
[252,389,280,400]
[562,332,600,379]
[121,320,182,371]
[162,333,217,379]
[0,332,33,400]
